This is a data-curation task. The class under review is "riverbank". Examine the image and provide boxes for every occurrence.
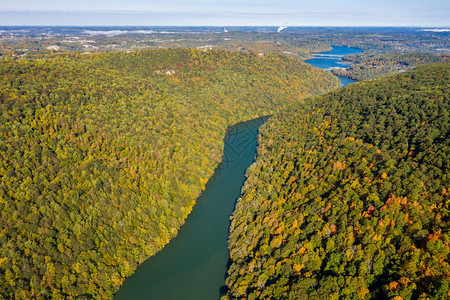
[115,116,268,300]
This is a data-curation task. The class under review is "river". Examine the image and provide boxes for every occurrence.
[115,46,361,300]
[304,46,362,86]
[115,116,268,300]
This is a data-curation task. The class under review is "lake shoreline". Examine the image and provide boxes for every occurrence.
[304,46,363,86]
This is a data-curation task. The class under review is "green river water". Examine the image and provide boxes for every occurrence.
[115,46,361,299]
[115,116,268,300]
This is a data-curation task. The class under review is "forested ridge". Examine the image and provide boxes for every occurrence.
[225,63,449,299]
[0,49,339,298]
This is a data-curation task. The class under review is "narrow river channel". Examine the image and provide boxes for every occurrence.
[115,116,269,300]
[115,46,362,300]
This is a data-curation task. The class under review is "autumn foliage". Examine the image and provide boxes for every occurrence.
[0,49,338,298]
[225,63,449,299]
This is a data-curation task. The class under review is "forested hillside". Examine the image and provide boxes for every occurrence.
[225,63,449,299]
[0,49,339,299]
[331,52,444,81]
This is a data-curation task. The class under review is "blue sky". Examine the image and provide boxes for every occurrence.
[0,0,449,26]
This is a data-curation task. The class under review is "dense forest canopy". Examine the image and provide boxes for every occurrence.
[0,48,338,298]
[225,63,449,299]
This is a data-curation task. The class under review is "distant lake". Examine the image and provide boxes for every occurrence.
[304,46,362,86]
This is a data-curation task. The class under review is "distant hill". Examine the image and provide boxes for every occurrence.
[0,49,338,298]
[332,52,445,81]
[225,63,449,299]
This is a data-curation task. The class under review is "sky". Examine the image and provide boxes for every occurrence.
[0,0,449,27]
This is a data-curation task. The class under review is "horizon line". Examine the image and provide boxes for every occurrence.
[1,25,449,28]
